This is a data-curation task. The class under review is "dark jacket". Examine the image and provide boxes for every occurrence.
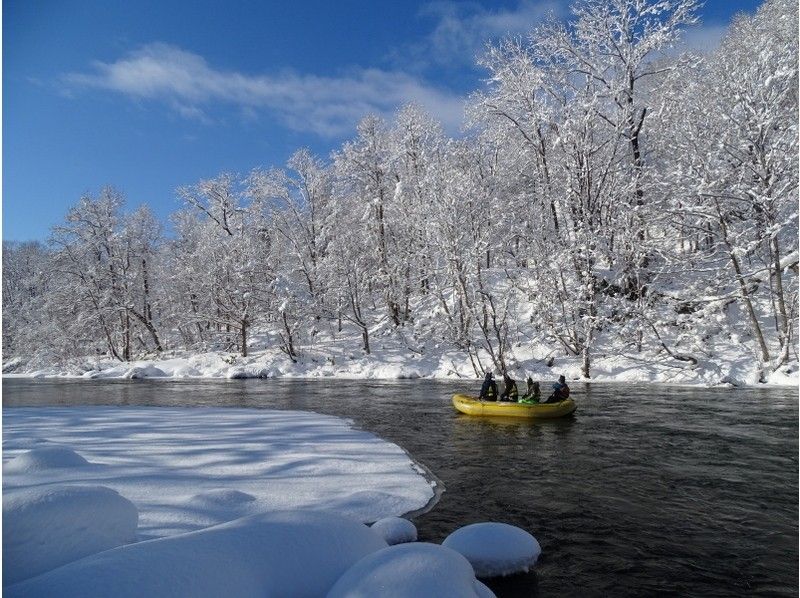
[479,374,498,401]
[500,377,518,401]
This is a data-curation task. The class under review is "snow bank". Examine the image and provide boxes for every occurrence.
[3,407,436,537]
[442,522,542,578]
[7,510,387,598]
[3,485,138,585]
[3,446,92,473]
[5,324,797,386]
[370,516,417,545]
[328,542,496,598]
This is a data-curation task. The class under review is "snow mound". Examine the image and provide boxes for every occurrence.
[123,365,167,379]
[4,446,92,473]
[328,542,496,598]
[188,489,257,508]
[7,510,386,598]
[370,516,417,545]
[226,367,257,379]
[442,522,541,578]
[226,365,274,379]
[3,485,138,586]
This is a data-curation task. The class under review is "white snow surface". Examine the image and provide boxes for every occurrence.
[6,510,388,598]
[370,516,418,545]
[4,446,92,473]
[2,407,436,538]
[327,542,496,598]
[3,485,138,585]
[442,522,542,578]
[6,322,797,387]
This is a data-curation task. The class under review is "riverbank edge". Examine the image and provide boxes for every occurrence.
[3,338,798,388]
[0,362,800,389]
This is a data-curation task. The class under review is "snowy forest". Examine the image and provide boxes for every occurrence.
[3,0,798,383]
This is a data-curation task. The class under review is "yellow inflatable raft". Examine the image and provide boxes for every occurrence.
[452,394,576,419]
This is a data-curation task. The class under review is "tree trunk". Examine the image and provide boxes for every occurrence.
[129,308,164,353]
[361,325,371,355]
[123,312,131,361]
[730,249,770,364]
[581,346,591,379]
[282,311,297,362]
[770,235,790,368]
[240,320,248,357]
[716,203,770,366]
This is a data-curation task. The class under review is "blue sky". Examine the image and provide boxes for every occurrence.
[4,0,763,241]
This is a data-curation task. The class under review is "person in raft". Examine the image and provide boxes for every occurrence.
[499,373,519,402]
[479,372,498,401]
[544,375,570,403]
[519,377,541,403]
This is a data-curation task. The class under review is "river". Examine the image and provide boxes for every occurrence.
[3,378,797,597]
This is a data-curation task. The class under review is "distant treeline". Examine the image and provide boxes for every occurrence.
[3,0,797,380]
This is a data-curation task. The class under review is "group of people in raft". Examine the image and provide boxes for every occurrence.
[479,372,570,404]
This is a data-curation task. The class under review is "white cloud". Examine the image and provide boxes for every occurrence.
[404,1,729,70]
[397,0,566,70]
[676,23,729,54]
[63,43,466,136]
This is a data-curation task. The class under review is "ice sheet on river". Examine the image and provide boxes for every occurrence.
[2,407,436,538]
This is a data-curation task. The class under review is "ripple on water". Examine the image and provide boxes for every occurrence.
[3,378,798,597]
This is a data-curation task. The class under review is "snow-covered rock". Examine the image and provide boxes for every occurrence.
[370,516,417,545]
[328,542,496,598]
[3,485,138,585]
[7,511,387,598]
[442,522,541,578]
[226,367,254,379]
[226,365,275,379]
[123,365,167,379]
[4,446,92,474]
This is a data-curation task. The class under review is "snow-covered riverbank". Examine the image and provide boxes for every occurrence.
[4,326,797,387]
[3,406,546,596]
[1,407,442,595]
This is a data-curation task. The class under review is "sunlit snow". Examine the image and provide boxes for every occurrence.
[2,407,436,538]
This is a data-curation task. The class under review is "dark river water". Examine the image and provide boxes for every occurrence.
[3,378,798,597]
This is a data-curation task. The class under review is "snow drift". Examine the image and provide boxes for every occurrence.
[6,510,387,598]
[3,485,138,585]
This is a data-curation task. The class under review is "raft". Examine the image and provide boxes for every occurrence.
[452,394,576,419]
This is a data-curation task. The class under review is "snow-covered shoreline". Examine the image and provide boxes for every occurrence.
[4,336,797,387]
[3,406,537,597]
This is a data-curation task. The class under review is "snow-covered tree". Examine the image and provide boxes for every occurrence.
[2,241,50,361]
[174,174,274,357]
[657,0,798,377]
[45,188,164,361]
